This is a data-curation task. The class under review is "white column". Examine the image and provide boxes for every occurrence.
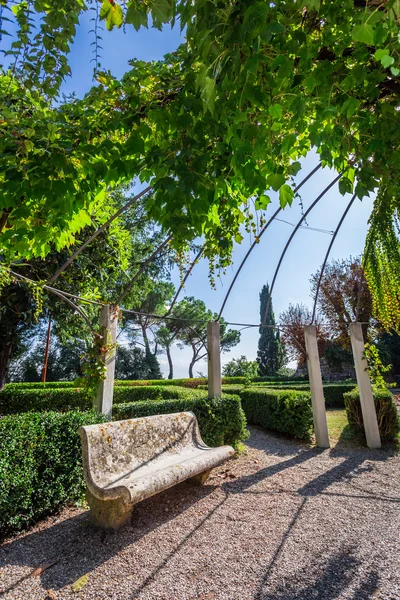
[95,304,118,418]
[207,321,222,399]
[349,323,381,449]
[304,325,330,448]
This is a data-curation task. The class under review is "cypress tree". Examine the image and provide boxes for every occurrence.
[257,284,284,375]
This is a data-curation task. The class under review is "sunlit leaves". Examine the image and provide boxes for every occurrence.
[267,174,285,192]
[100,1,124,30]
[125,4,148,30]
[279,184,294,208]
[255,195,271,210]
[1,0,400,329]
[150,0,173,28]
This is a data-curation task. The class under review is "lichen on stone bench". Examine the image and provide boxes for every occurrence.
[79,412,235,529]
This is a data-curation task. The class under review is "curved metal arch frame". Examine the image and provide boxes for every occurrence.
[217,163,322,320]
[163,245,205,317]
[311,193,357,324]
[262,172,344,325]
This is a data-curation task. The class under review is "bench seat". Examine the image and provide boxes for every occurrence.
[79,412,234,528]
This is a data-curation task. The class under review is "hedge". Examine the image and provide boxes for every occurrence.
[0,395,248,536]
[344,388,400,441]
[4,374,308,391]
[0,385,207,415]
[271,383,356,408]
[4,381,77,390]
[0,387,90,415]
[113,394,249,450]
[0,410,106,536]
[235,388,313,439]
[221,383,356,409]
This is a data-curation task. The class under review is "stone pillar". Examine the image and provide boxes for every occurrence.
[207,321,222,399]
[95,304,118,418]
[304,325,330,448]
[349,323,381,449]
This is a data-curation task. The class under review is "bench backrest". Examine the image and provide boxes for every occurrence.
[79,412,204,485]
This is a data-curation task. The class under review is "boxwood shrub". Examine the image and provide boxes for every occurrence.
[344,388,400,441]
[0,385,207,415]
[4,381,77,390]
[0,387,90,415]
[270,383,356,408]
[0,410,106,537]
[220,383,356,409]
[113,394,249,449]
[238,388,313,439]
[0,395,248,536]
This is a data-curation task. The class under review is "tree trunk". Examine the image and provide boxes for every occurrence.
[0,342,12,391]
[141,322,151,355]
[41,317,52,382]
[189,344,200,378]
[166,345,173,379]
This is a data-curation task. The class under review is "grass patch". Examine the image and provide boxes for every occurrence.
[326,409,361,447]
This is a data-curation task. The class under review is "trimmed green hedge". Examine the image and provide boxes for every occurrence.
[0,387,90,414]
[0,395,248,536]
[0,410,106,536]
[4,374,308,391]
[344,388,400,441]
[235,388,313,439]
[4,381,77,390]
[113,395,249,449]
[221,383,356,409]
[0,385,207,415]
[272,383,356,408]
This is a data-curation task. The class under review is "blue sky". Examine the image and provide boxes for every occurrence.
[2,16,373,377]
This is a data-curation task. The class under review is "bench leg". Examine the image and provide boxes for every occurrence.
[188,469,212,485]
[86,488,133,530]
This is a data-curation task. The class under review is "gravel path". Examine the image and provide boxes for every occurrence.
[1,427,400,600]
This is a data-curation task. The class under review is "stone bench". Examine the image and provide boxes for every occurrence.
[79,412,235,529]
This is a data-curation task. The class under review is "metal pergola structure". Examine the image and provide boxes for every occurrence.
[5,163,382,449]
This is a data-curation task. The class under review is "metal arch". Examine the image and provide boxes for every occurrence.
[163,245,205,317]
[217,163,322,320]
[311,193,357,324]
[48,185,153,284]
[115,234,172,305]
[262,172,343,325]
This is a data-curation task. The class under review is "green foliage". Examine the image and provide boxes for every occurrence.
[239,388,313,439]
[0,387,91,415]
[0,384,205,414]
[269,383,357,408]
[0,1,398,332]
[0,410,106,536]
[222,355,258,378]
[0,190,171,389]
[344,388,400,441]
[113,385,205,403]
[364,342,393,389]
[364,187,400,332]
[113,394,249,450]
[257,284,285,375]
[4,381,77,390]
[115,345,163,380]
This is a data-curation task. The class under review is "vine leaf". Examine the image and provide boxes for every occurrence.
[126,5,148,30]
[151,0,173,29]
[279,184,294,208]
[100,1,123,31]
[267,173,285,191]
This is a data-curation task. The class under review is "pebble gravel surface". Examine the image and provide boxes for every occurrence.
[1,426,400,600]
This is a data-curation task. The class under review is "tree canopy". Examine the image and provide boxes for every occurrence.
[1,0,399,328]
